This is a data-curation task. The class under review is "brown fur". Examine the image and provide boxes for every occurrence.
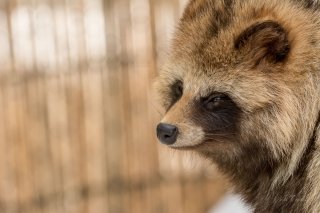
[155,0,320,212]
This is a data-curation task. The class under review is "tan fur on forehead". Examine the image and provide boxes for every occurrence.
[173,0,320,71]
[182,0,232,21]
[163,0,320,111]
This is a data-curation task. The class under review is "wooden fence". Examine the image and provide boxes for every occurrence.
[0,0,228,212]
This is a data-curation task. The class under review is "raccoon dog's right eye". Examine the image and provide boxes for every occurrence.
[202,93,230,112]
[170,80,183,106]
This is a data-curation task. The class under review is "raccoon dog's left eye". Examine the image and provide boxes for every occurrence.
[202,93,230,111]
[171,80,183,103]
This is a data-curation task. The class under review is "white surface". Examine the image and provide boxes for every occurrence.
[209,194,253,213]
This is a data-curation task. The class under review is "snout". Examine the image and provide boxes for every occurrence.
[156,123,179,145]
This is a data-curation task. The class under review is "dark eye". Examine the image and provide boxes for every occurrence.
[202,93,230,111]
[171,80,183,103]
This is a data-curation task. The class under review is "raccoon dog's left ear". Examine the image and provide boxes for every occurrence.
[234,20,290,66]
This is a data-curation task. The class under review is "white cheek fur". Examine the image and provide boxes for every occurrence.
[169,123,205,148]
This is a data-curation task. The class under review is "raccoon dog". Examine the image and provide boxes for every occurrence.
[155,0,320,212]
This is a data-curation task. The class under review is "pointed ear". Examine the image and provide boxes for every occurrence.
[235,21,290,66]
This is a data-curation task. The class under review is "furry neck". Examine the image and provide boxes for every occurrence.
[242,113,320,213]
[220,112,320,213]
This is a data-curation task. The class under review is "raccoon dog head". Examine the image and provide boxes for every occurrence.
[155,0,320,178]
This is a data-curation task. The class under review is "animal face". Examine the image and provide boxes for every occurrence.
[155,0,320,176]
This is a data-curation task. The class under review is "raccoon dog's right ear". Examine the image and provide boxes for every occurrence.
[234,20,291,66]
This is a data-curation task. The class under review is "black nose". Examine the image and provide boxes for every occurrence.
[156,123,178,145]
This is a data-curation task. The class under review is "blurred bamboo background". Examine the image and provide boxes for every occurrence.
[0,0,228,212]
